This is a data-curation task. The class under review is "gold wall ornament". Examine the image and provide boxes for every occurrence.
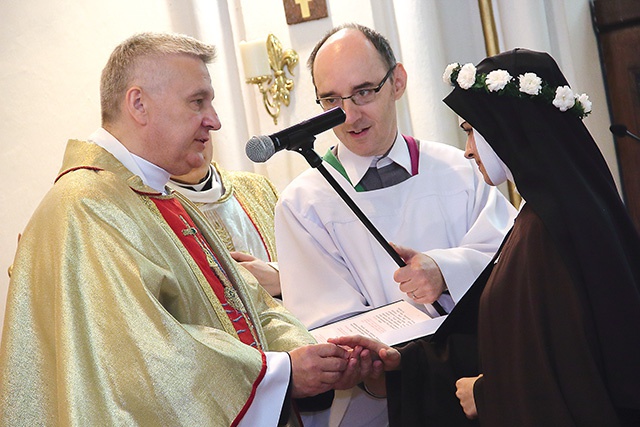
[240,34,299,125]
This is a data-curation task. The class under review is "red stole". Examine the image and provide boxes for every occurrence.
[151,197,258,348]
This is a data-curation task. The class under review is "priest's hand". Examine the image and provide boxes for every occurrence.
[288,344,349,398]
[455,375,482,419]
[392,243,447,305]
[230,251,281,297]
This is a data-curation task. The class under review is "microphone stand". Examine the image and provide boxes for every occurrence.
[293,140,447,315]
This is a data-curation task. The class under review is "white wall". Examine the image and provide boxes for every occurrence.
[0,0,174,338]
[0,0,617,339]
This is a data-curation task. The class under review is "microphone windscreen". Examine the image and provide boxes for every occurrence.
[609,124,627,137]
[246,135,276,163]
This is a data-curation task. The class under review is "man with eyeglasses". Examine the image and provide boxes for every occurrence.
[275,23,516,426]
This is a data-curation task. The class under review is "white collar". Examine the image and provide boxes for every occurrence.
[335,131,411,185]
[167,165,224,203]
[88,128,171,194]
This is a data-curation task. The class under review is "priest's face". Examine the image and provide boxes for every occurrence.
[312,29,406,157]
[138,54,221,176]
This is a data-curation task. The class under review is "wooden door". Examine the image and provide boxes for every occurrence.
[592,0,640,232]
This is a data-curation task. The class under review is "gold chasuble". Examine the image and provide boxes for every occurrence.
[150,196,259,348]
[0,139,314,426]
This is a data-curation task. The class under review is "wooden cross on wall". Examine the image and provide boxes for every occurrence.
[283,0,328,25]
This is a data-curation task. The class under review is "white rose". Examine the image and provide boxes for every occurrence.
[552,86,576,112]
[485,69,512,92]
[442,63,459,86]
[518,72,542,95]
[576,93,592,114]
[456,63,477,90]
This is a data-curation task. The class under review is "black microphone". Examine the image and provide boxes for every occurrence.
[246,107,346,162]
[609,123,640,143]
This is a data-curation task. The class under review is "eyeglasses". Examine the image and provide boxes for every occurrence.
[315,64,397,110]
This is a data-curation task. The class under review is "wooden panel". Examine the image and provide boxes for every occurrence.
[592,0,640,29]
[593,0,640,231]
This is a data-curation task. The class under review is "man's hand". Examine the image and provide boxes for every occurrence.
[230,251,281,297]
[392,243,446,305]
[288,344,349,398]
[455,375,482,419]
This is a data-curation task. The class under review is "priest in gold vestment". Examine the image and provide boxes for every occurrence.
[0,32,354,426]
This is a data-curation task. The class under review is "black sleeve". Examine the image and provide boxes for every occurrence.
[294,390,335,412]
[386,334,481,427]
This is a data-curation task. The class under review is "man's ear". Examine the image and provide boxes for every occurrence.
[125,86,148,125]
[392,63,408,100]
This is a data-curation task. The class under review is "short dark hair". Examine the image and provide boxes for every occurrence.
[307,23,396,84]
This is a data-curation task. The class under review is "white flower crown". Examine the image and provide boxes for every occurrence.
[443,62,592,119]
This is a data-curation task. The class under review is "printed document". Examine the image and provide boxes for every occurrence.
[310,300,447,346]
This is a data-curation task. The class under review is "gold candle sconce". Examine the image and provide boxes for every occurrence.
[240,34,299,125]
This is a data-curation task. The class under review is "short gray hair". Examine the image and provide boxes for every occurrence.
[100,32,216,124]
